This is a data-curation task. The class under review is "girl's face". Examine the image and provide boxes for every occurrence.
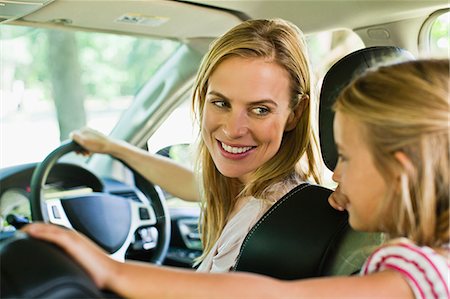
[332,111,387,231]
[202,56,297,184]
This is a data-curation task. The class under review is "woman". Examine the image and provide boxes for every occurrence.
[24,58,449,298]
[70,18,322,272]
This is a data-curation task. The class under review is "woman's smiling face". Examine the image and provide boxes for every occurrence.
[202,56,297,184]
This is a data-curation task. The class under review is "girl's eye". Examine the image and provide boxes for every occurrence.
[252,106,270,116]
[337,153,348,162]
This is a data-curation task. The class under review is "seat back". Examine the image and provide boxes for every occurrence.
[319,46,415,170]
[233,183,346,279]
[233,183,381,279]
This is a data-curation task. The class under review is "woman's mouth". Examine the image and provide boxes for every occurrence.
[218,141,255,159]
[221,142,253,154]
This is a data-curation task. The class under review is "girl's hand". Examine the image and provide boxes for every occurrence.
[22,223,117,289]
[328,185,348,211]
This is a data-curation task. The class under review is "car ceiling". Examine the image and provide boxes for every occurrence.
[2,0,448,40]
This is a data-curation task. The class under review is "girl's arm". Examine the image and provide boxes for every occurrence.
[22,223,414,299]
[112,262,413,299]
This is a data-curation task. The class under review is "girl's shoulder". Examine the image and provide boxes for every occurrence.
[361,238,449,299]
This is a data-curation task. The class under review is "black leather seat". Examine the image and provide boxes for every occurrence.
[233,46,414,280]
[233,183,350,279]
[319,46,414,170]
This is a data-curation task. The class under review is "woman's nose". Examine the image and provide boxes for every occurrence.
[223,110,249,139]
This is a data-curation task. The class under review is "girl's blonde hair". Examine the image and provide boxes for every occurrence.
[192,18,322,262]
[334,59,449,247]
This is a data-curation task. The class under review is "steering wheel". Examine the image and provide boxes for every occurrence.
[29,140,170,265]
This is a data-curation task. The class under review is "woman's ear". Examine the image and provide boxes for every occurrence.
[285,97,307,131]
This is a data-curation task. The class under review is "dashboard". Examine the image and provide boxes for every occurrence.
[0,163,103,233]
[0,162,203,268]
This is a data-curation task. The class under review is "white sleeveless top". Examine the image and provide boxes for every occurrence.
[196,174,303,273]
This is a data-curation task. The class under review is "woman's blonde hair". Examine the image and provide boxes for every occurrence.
[192,18,322,262]
[334,59,449,247]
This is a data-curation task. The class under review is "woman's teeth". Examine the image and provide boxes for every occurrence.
[221,142,253,154]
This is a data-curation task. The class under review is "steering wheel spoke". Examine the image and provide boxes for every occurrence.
[46,198,74,229]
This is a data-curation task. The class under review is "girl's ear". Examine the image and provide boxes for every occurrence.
[394,151,415,177]
[285,97,307,132]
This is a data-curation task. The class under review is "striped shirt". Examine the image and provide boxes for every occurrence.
[361,238,450,299]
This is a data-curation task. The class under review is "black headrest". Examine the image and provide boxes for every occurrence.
[319,46,414,170]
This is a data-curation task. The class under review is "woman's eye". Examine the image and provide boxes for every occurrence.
[252,106,270,116]
[212,100,228,108]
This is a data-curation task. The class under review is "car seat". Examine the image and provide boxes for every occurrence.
[233,46,414,280]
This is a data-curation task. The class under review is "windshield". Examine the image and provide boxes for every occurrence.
[1,24,180,168]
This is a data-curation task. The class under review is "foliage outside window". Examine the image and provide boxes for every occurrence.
[1,25,180,168]
[429,11,449,58]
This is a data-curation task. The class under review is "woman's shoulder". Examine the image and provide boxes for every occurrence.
[361,238,449,299]
[263,172,306,204]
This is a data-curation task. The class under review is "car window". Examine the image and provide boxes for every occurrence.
[147,99,200,207]
[148,28,363,207]
[1,24,180,168]
[147,99,198,155]
[428,11,449,57]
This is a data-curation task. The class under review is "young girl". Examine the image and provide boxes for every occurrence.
[68,18,322,272]
[24,58,449,298]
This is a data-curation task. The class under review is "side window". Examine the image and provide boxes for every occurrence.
[147,99,198,155]
[155,143,198,207]
[147,99,199,208]
[307,29,364,188]
[307,29,364,81]
[429,11,449,57]
[420,10,449,58]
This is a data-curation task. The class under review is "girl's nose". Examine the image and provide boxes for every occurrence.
[331,162,341,183]
[223,110,249,139]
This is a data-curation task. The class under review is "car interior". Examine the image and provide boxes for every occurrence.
[0,0,448,298]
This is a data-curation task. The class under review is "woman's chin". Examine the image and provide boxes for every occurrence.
[217,168,251,182]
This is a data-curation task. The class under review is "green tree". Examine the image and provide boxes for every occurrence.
[47,30,86,141]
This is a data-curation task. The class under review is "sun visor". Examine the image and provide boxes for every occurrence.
[0,0,54,23]
[10,0,244,39]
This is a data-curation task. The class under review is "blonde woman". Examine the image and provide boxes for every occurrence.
[25,58,449,298]
[69,18,322,272]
